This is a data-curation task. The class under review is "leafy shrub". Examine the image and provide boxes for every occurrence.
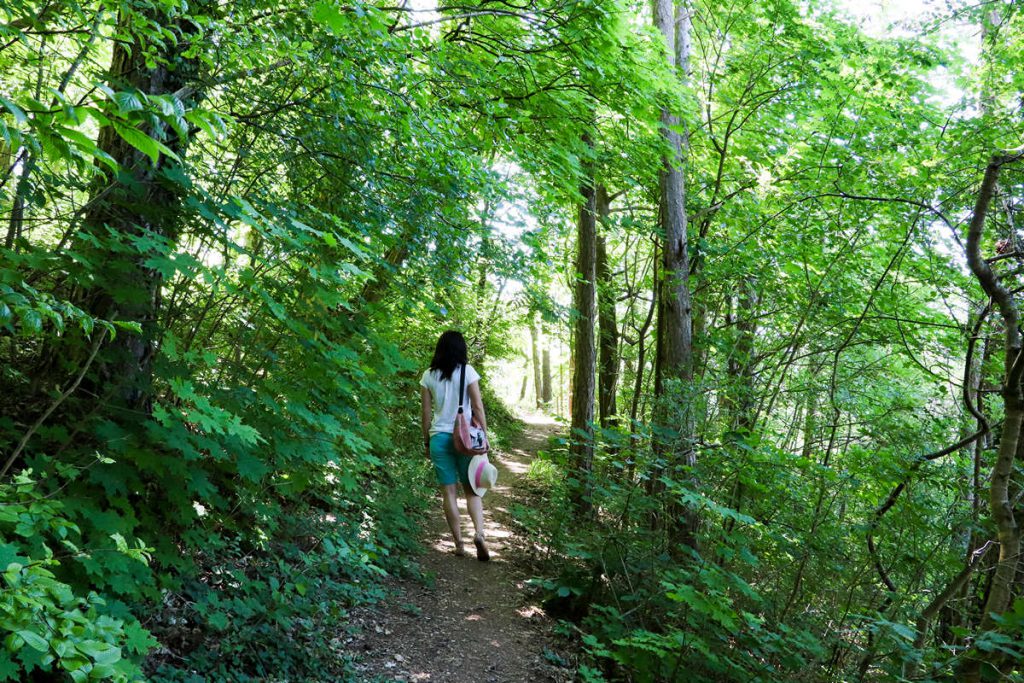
[521,433,824,682]
[0,469,155,682]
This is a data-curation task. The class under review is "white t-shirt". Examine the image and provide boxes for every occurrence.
[420,364,480,436]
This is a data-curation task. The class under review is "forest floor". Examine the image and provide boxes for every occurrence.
[345,414,574,683]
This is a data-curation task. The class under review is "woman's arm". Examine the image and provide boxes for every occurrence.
[467,381,487,432]
[420,386,432,458]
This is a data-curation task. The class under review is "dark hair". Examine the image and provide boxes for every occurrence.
[430,330,468,381]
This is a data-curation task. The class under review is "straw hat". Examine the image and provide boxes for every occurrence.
[467,455,497,496]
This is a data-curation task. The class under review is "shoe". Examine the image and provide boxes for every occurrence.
[473,534,490,562]
[454,542,466,557]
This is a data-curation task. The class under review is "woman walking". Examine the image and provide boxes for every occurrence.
[420,330,491,561]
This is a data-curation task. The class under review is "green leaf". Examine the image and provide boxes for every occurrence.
[17,631,48,653]
[123,622,157,655]
[19,310,42,335]
[338,236,368,259]
[113,90,145,112]
[112,121,160,164]
[155,138,181,163]
[0,96,27,126]
[0,651,19,682]
[111,320,142,334]
[207,611,229,630]
[92,646,122,666]
[312,2,348,32]
[236,452,269,481]
[76,640,121,665]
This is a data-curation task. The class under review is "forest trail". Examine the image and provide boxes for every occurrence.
[346,414,573,683]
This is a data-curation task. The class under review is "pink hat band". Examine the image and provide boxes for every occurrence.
[474,459,487,490]
[467,455,497,496]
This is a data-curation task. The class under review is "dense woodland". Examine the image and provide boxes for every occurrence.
[1,0,1023,680]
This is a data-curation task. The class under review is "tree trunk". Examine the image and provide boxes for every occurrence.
[531,317,543,408]
[473,201,494,359]
[780,388,818,620]
[723,276,758,531]
[654,0,693,392]
[949,311,989,641]
[558,355,566,418]
[596,185,619,428]
[542,346,553,405]
[76,8,198,412]
[959,152,1024,682]
[358,235,412,310]
[569,152,598,513]
[630,253,658,428]
[971,159,1022,629]
[652,0,697,550]
[724,278,758,430]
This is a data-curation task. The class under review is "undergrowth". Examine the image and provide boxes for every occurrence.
[520,425,825,683]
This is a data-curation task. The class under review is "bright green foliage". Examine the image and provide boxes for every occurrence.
[523,430,825,681]
[0,468,151,682]
[1,0,638,678]
[2,0,1023,679]
[514,0,1024,680]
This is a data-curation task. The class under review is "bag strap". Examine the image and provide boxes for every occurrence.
[458,364,466,414]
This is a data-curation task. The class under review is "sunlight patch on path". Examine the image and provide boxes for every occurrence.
[346,415,569,682]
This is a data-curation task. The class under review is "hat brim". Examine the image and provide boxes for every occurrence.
[467,455,492,496]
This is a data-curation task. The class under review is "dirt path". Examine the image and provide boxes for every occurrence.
[346,414,571,683]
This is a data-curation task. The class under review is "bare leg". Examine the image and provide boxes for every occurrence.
[441,484,464,554]
[464,488,489,561]
[465,491,485,536]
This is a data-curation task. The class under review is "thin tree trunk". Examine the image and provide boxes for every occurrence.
[779,389,819,620]
[570,149,598,513]
[559,353,565,418]
[950,313,989,640]
[596,185,619,428]
[6,11,103,251]
[531,317,543,408]
[542,346,553,404]
[723,276,758,532]
[969,157,1023,628]
[955,332,993,639]
[630,254,657,428]
[473,198,495,359]
[907,542,995,679]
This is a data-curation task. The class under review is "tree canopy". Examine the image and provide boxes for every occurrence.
[1,0,1023,680]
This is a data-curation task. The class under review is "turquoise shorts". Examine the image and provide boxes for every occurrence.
[429,432,472,486]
